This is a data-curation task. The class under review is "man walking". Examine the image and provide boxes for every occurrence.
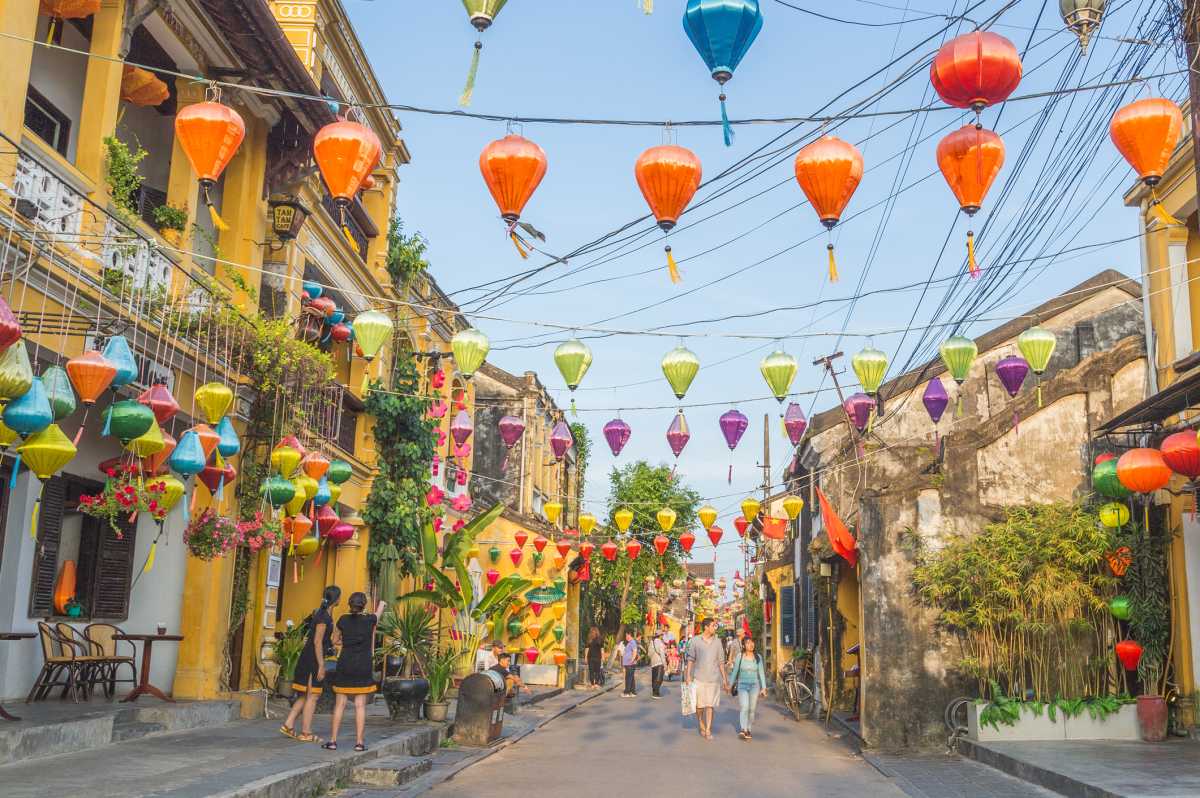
[725,626,745,670]
[649,629,667,698]
[685,618,727,739]
[621,629,639,697]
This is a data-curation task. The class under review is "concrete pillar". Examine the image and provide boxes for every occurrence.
[215,111,268,311]
[75,0,128,188]
[173,542,236,699]
[0,1,39,146]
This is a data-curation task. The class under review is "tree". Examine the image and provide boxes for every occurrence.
[584,462,701,641]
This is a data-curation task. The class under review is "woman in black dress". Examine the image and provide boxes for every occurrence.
[281,585,340,743]
[586,627,605,688]
[323,592,381,751]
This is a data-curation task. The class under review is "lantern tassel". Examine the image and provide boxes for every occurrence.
[8,453,19,490]
[1151,199,1181,227]
[967,231,979,278]
[510,231,529,259]
[827,243,839,283]
[666,246,681,283]
[30,494,40,539]
[728,462,733,485]
[142,541,157,574]
[288,536,295,556]
[216,474,224,502]
[1013,409,1019,435]
[570,397,577,417]
[956,394,963,417]
[460,42,482,107]
[1036,382,1043,408]
[46,18,57,44]
[314,539,324,565]
[293,559,299,584]
[205,195,229,233]
[102,406,111,437]
[719,94,733,147]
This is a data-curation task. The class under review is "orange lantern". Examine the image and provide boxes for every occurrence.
[313,119,382,252]
[479,134,548,258]
[936,125,1005,278]
[191,423,220,461]
[634,144,702,284]
[929,31,1023,115]
[1116,448,1172,494]
[302,452,331,481]
[793,135,864,283]
[120,66,169,108]
[174,94,246,231]
[65,350,115,405]
[39,1,100,41]
[1110,98,1184,227]
[284,515,313,548]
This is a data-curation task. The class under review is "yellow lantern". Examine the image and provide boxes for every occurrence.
[0,420,17,449]
[551,603,566,621]
[579,511,597,536]
[147,473,185,516]
[271,444,301,477]
[1099,502,1130,528]
[614,508,633,533]
[698,505,717,531]
[126,422,165,458]
[544,501,563,525]
[295,474,319,502]
[329,482,343,505]
[295,536,319,557]
[19,424,76,537]
[741,497,761,524]
[194,382,234,425]
[656,507,677,533]
[284,483,307,517]
[468,546,481,560]
[782,495,805,520]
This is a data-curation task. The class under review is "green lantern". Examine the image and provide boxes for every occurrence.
[489,545,502,564]
[506,618,524,638]
[554,338,592,413]
[42,366,77,422]
[532,550,544,568]
[262,474,297,508]
[1109,596,1132,621]
[451,327,490,379]
[1018,325,1057,407]
[759,350,798,403]
[0,340,33,405]
[106,400,155,444]
[553,624,565,643]
[464,0,507,29]
[661,345,700,401]
[326,459,353,485]
[851,346,888,395]
[939,336,977,385]
[1093,458,1130,499]
[352,310,393,362]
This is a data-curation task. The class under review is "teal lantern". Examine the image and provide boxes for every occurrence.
[3,377,52,437]
[506,618,524,638]
[683,0,764,146]
[489,545,502,564]
[102,335,138,388]
[169,430,206,478]
[216,416,240,459]
[42,366,76,422]
[313,475,332,508]
[105,400,155,444]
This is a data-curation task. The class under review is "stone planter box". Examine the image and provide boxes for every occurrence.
[520,664,560,686]
[967,702,1138,742]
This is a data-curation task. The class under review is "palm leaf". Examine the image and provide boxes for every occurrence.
[420,520,438,567]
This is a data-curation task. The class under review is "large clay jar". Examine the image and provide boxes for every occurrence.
[1137,695,1167,742]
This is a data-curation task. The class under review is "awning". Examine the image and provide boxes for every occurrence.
[1095,368,1200,433]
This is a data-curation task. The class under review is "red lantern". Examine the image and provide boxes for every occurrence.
[653,534,670,557]
[601,540,618,562]
[529,602,543,617]
[580,541,595,560]
[707,526,723,547]
[1110,98,1183,188]
[929,31,1023,113]
[524,646,539,664]
[533,535,548,553]
[937,125,1005,277]
[198,462,236,495]
[306,296,336,318]
[330,323,352,344]
[1115,639,1143,671]
[137,382,179,425]
[1161,432,1200,480]
[514,529,529,548]
[679,530,695,553]
[510,547,523,567]
[1095,452,1117,465]
[555,539,571,558]
[634,144,702,284]
[0,297,21,354]
[486,569,500,586]
[793,135,864,282]
[626,539,642,560]
[316,505,339,536]
[1117,448,1172,494]
[174,99,246,230]
[734,517,749,538]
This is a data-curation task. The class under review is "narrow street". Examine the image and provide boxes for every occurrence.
[423,681,904,798]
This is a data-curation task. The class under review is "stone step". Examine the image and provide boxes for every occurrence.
[351,755,434,787]
[110,719,167,742]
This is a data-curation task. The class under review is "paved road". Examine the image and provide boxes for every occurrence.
[423,680,907,798]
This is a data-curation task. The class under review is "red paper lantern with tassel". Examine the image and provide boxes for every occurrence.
[600,540,617,562]
[707,525,723,547]
[679,530,695,553]
[929,31,1023,113]
[626,539,642,560]
[653,534,670,557]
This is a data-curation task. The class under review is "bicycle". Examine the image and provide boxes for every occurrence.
[778,659,817,721]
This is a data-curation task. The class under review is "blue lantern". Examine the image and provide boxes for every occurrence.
[3,377,52,436]
[102,335,138,388]
[216,416,240,459]
[313,475,332,508]
[169,430,207,478]
[328,309,345,326]
[682,0,764,146]
[302,281,323,300]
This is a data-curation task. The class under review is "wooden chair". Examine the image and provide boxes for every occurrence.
[55,623,108,700]
[83,623,137,699]
[25,623,85,702]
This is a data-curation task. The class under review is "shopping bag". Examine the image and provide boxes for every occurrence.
[680,681,696,716]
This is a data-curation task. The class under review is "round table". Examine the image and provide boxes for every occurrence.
[114,633,183,703]
[0,633,36,720]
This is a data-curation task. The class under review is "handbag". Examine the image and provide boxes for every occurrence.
[680,681,696,716]
[730,655,740,696]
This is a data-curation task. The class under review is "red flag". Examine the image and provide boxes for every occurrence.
[760,515,787,540]
[816,487,858,568]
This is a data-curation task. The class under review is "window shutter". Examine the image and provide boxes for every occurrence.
[92,517,136,621]
[28,476,66,617]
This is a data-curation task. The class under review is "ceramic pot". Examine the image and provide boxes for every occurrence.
[424,700,450,722]
[1137,695,1167,742]
[383,677,429,722]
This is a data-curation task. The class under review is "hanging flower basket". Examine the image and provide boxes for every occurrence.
[184,509,242,560]
[79,462,148,535]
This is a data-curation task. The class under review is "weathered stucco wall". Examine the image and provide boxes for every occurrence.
[806,286,1147,752]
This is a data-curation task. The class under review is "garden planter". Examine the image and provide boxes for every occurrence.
[1137,695,1167,742]
[382,677,429,722]
[967,702,1139,742]
[424,700,450,722]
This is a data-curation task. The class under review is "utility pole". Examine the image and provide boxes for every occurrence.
[813,352,860,445]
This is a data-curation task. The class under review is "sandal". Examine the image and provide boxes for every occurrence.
[279,725,296,739]
[295,733,321,744]
[354,743,366,752]
[321,741,338,751]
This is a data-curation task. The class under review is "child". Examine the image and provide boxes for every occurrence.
[322,593,382,752]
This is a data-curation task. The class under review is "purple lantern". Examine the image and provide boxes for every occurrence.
[666,411,690,459]
[922,378,949,424]
[603,418,632,457]
[498,415,525,469]
[719,409,749,484]
[783,402,808,446]
[995,355,1030,433]
[844,393,875,433]
[450,410,474,448]
[550,421,574,462]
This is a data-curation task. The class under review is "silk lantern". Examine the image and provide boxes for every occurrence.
[0,340,33,405]
[458,0,508,105]
[1110,97,1185,227]
[550,421,573,462]
[852,346,888,396]
[174,97,245,231]
[937,125,1005,277]
[793,135,864,282]
[661,345,701,400]
[1099,502,1130,529]
[216,416,240,459]
[657,507,677,533]
[138,381,179,425]
[1018,325,1057,406]
[929,31,1023,114]
[195,382,233,425]
[1061,0,1107,54]
[719,408,748,483]
[554,338,592,413]
[603,418,632,457]
[679,530,696,552]
[995,355,1030,431]
[699,505,717,530]
[4,377,52,437]
[760,350,798,403]
[1093,457,1130,499]
[741,497,761,524]
[18,423,76,536]
[626,539,642,560]
[614,508,633,533]
[498,415,524,468]
[784,402,808,446]
[480,134,548,256]
[579,511,597,536]
[1117,448,1171,494]
[451,327,490,379]
[682,0,764,146]
[41,366,75,422]
[653,534,670,557]
[313,119,381,248]
[636,146,702,282]
[0,296,19,353]
[1115,639,1143,671]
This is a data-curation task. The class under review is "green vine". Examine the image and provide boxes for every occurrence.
[103,135,147,221]
[569,421,590,520]
[363,350,436,579]
[385,217,429,289]
[1118,519,1172,696]
[152,203,188,232]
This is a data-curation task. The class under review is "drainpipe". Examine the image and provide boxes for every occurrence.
[1140,199,1158,397]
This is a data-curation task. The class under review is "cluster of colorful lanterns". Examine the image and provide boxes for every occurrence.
[267,436,354,576]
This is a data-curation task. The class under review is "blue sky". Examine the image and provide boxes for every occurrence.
[345,0,1179,581]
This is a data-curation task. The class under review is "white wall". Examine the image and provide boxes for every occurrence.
[28,19,89,163]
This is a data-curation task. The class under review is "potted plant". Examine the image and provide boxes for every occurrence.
[152,203,188,246]
[269,623,307,697]
[375,604,433,722]
[423,645,457,722]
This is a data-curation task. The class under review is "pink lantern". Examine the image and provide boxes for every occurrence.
[498,415,525,468]
[995,355,1030,432]
[666,411,690,460]
[450,410,473,448]
[486,569,500,586]
[603,418,632,457]
[843,393,875,433]
[783,402,808,446]
[326,522,355,545]
[510,547,524,567]
[719,408,748,483]
[551,421,574,462]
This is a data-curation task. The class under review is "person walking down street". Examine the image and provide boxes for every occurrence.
[730,637,768,740]
[323,593,382,752]
[280,585,341,744]
[586,628,605,689]
[685,618,728,739]
[725,626,745,670]
[621,629,639,697]
[649,630,667,698]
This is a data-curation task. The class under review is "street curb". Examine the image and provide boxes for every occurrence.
[958,738,1120,798]
[402,682,620,795]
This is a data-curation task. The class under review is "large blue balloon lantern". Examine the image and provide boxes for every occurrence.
[169,430,207,521]
[4,377,53,489]
[102,335,138,388]
[216,416,240,459]
[682,0,764,146]
[313,475,332,508]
